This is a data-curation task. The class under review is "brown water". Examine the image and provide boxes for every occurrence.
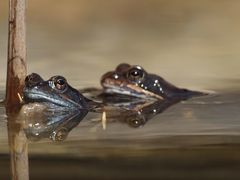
[1,80,240,179]
[1,0,240,179]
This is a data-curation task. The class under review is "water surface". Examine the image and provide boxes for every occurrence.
[1,78,240,179]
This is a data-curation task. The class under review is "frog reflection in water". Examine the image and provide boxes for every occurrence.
[96,98,181,128]
[100,63,206,101]
[21,73,89,141]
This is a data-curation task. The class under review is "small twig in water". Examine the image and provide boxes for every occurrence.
[17,93,24,104]
[102,111,107,130]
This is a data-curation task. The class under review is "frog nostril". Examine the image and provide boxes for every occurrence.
[25,75,32,83]
[25,76,29,82]
[100,71,115,84]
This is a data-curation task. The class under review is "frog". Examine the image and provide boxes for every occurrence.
[100,63,207,101]
[21,73,89,141]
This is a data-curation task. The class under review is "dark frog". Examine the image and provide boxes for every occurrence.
[23,73,88,110]
[21,73,89,141]
[101,63,207,101]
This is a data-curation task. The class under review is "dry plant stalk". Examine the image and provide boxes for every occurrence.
[6,0,29,180]
[6,0,27,107]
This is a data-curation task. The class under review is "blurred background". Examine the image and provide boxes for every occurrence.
[0,0,240,90]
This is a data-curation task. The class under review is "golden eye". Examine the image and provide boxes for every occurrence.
[127,67,145,81]
[54,77,67,91]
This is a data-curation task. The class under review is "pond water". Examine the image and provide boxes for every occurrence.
[1,78,240,179]
[1,1,240,179]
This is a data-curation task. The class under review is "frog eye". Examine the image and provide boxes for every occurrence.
[54,77,67,91]
[25,73,44,87]
[127,67,145,81]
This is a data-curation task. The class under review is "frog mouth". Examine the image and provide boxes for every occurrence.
[23,88,83,109]
[102,78,164,100]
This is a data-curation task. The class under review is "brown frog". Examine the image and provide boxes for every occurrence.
[100,63,207,101]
